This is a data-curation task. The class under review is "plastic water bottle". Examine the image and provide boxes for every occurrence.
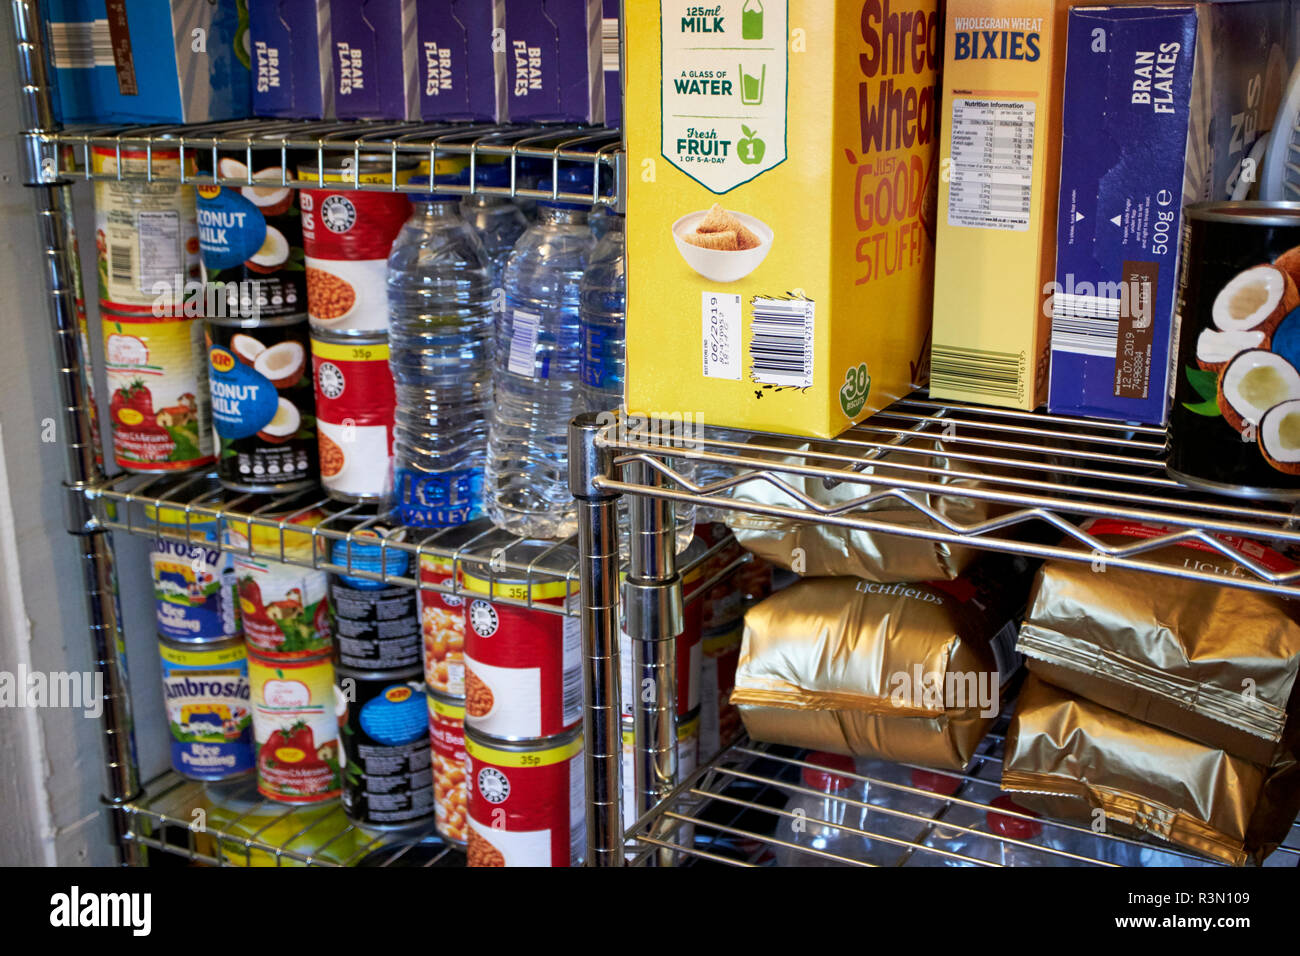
[459,164,527,293]
[387,174,493,528]
[486,173,596,538]
[579,211,695,554]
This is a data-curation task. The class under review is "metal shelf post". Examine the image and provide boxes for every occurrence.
[11,0,142,864]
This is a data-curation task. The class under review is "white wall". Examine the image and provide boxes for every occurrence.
[0,12,168,866]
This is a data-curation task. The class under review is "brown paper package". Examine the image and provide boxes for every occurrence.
[1003,675,1300,866]
[733,561,1028,771]
[1017,526,1300,764]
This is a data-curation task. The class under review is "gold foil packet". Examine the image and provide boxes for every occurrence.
[1003,675,1300,866]
[723,437,989,582]
[733,558,1030,771]
[1017,519,1300,764]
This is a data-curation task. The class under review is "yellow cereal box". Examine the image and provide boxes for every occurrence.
[624,1,940,439]
[929,0,1070,409]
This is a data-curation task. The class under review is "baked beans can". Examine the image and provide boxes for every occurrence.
[298,157,417,335]
[196,154,306,322]
[310,332,397,500]
[463,541,581,741]
[329,528,420,671]
[249,650,343,803]
[159,636,254,781]
[223,509,332,660]
[104,313,215,471]
[92,146,199,315]
[620,535,708,719]
[428,692,468,846]
[621,710,700,830]
[207,316,318,492]
[418,520,489,697]
[699,622,743,761]
[146,505,239,643]
[336,666,433,828]
[465,725,585,867]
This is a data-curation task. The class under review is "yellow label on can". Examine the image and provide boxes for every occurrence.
[465,732,583,768]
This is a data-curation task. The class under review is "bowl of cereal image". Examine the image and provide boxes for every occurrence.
[672,204,773,282]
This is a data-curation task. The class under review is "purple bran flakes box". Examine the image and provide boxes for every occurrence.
[602,0,620,127]
[416,0,505,121]
[250,0,333,119]
[503,0,603,123]
[1049,2,1293,425]
[330,0,419,120]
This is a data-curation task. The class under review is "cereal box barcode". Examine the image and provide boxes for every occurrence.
[750,297,814,388]
[1052,293,1120,358]
[929,345,1024,401]
[601,18,619,72]
[507,309,541,377]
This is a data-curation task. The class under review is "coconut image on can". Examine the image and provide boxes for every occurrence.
[1170,203,1300,497]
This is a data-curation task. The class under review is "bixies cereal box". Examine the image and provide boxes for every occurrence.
[624,1,939,438]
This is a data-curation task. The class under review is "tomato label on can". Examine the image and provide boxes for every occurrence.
[311,335,397,499]
[152,536,239,642]
[429,694,468,845]
[93,147,199,314]
[419,553,467,696]
[104,315,214,471]
[465,730,585,867]
[250,654,343,803]
[299,165,414,334]
[463,577,582,740]
[225,520,331,659]
[160,640,253,781]
[207,320,317,490]
[338,674,433,826]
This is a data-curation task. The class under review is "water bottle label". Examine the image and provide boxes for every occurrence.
[507,309,544,378]
[581,323,623,391]
[392,467,484,527]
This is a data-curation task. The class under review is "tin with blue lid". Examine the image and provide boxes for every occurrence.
[328,521,422,671]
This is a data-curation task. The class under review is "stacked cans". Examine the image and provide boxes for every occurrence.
[149,504,252,783]
[460,541,587,867]
[328,517,434,829]
[200,149,318,494]
[301,156,413,504]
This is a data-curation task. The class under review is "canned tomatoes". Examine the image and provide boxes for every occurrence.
[147,506,238,642]
[330,528,420,672]
[223,510,331,659]
[197,154,306,321]
[428,692,468,845]
[621,711,700,830]
[207,316,317,492]
[463,542,581,741]
[104,313,214,471]
[249,651,343,803]
[299,158,416,334]
[159,637,254,781]
[337,667,433,828]
[310,332,397,501]
[92,146,199,315]
[465,726,585,867]
[418,521,487,697]
[699,622,743,762]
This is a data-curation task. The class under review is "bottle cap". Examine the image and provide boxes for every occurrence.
[801,751,857,792]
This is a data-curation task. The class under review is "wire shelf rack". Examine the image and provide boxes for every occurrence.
[125,773,461,867]
[85,471,741,616]
[626,729,1300,868]
[44,119,622,206]
[595,392,1300,598]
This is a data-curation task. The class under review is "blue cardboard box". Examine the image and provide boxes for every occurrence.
[503,0,603,123]
[416,0,505,122]
[250,0,333,119]
[329,0,419,120]
[1050,2,1293,425]
[43,0,98,124]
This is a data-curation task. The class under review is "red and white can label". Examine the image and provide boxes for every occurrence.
[465,730,585,867]
[419,554,467,697]
[310,335,397,499]
[463,574,581,740]
[699,623,743,762]
[429,694,468,845]
[249,653,343,803]
[620,554,711,719]
[299,176,411,334]
[621,713,699,830]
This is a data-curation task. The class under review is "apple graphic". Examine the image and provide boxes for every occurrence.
[738,125,766,165]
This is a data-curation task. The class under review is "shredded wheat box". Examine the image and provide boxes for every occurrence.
[624,1,940,438]
[930,0,1071,409]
